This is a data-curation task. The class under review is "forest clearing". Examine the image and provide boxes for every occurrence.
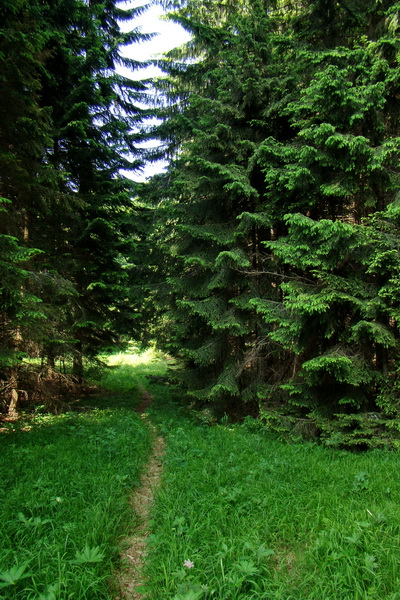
[1,349,400,600]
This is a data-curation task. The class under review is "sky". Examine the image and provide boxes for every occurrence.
[119,1,191,180]
[126,2,190,77]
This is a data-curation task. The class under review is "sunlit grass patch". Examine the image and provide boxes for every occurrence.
[97,345,168,398]
[106,345,165,369]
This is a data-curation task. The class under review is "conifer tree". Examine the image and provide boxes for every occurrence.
[253,1,400,435]
[0,0,50,381]
[30,0,152,371]
[150,0,400,439]
[150,0,293,408]
[0,0,151,403]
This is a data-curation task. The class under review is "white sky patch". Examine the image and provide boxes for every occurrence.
[118,2,191,181]
[120,2,191,80]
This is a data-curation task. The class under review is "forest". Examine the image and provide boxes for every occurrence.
[2,0,400,448]
[3,2,400,598]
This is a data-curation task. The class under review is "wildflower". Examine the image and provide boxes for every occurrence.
[184,559,194,569]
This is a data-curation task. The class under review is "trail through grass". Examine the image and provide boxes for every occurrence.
[2,348,400,600]
[116,425,165,600]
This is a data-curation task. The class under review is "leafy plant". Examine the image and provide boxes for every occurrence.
[36,582,60,600]
[73,545,105,565]
[0,562,32,588]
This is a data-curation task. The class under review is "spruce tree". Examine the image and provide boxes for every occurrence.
[150,0,400,440]
[30,0,153,371]
[253,1,400,438]
[150,0,291,409]
[0,0,51,399]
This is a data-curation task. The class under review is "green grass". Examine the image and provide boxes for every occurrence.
[89,346,169,410]
[0,348,157,600]
[4,348,400,600]
[144,397,400,600]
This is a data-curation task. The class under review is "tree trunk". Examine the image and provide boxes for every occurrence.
[73,340,84,383]
[46,346,56,376]
[8,371,19,416]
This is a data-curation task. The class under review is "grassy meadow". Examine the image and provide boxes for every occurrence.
[2,348,400,599]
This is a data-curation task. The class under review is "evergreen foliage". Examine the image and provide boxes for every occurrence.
[148,0,400,445]
[3,0,400,447]
[0,0,150,408]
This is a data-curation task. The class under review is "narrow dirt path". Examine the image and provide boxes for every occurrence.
[115,392,165,600]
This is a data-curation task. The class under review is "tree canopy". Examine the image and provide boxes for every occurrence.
[0,0,151,406]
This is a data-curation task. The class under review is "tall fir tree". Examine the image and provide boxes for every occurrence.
[0,0,52,402]
[31,0,153,374]
[254,0,400,440]
[149,0,295,408]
